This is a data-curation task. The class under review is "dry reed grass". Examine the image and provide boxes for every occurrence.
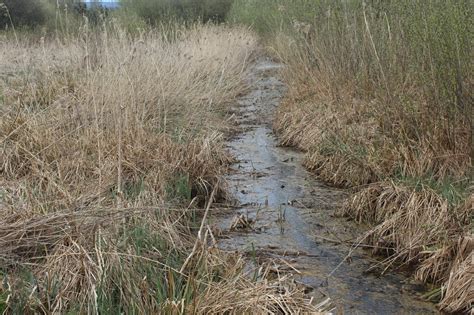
[0,23,323,313]
[336,182,472,313]
[339,181,472,313]
[1,24,254,211]
[264,2,472,312]
[275,81,473,315]
[275,97,382,187]
[340,182,470,263]
[194,253,327,314]
[438,235,473,313]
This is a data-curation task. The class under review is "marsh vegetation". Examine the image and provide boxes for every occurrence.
[231,0,472,313]
[0,0,472,313]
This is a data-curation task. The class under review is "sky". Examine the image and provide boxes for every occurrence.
[83,0,119,3]
[83,0,120,8]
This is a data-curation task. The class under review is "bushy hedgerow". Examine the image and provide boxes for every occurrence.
[0,0,51,28]
[121,0,234,24]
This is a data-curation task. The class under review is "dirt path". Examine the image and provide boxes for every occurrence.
[214,58,438,314]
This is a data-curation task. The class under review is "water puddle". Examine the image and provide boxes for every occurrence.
[215,58,438,314]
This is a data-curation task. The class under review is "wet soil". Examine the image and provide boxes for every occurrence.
[214,58,438,314]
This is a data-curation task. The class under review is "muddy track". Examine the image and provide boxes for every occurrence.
[213,58,439,314]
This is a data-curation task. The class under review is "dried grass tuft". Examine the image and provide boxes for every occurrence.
[341,182,472,312]
[438,237,473,313]
[195,253,327,314]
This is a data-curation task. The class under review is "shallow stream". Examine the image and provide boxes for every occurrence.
[215,58,438,314]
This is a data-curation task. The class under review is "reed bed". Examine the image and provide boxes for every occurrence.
[231,0,472,312]
[0,23,323,313]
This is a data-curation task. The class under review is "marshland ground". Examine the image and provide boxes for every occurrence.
[0,0,472,314]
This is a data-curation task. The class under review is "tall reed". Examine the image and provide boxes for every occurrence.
[230,0,473,312]
[0,22,323,313]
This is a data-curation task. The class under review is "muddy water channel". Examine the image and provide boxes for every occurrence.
[215,58,438,314]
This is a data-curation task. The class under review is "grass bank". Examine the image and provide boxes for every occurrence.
[230,0,473,312]
[0,23,321,313]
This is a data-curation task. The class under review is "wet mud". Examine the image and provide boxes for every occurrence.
[215,58,438,314]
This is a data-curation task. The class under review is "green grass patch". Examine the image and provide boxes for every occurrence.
[0,272,7,315]
[166,174,192,202]
[318,134,368,161]
[96,220,200,313]
[123,178,146,201]
[394,175,470,207]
